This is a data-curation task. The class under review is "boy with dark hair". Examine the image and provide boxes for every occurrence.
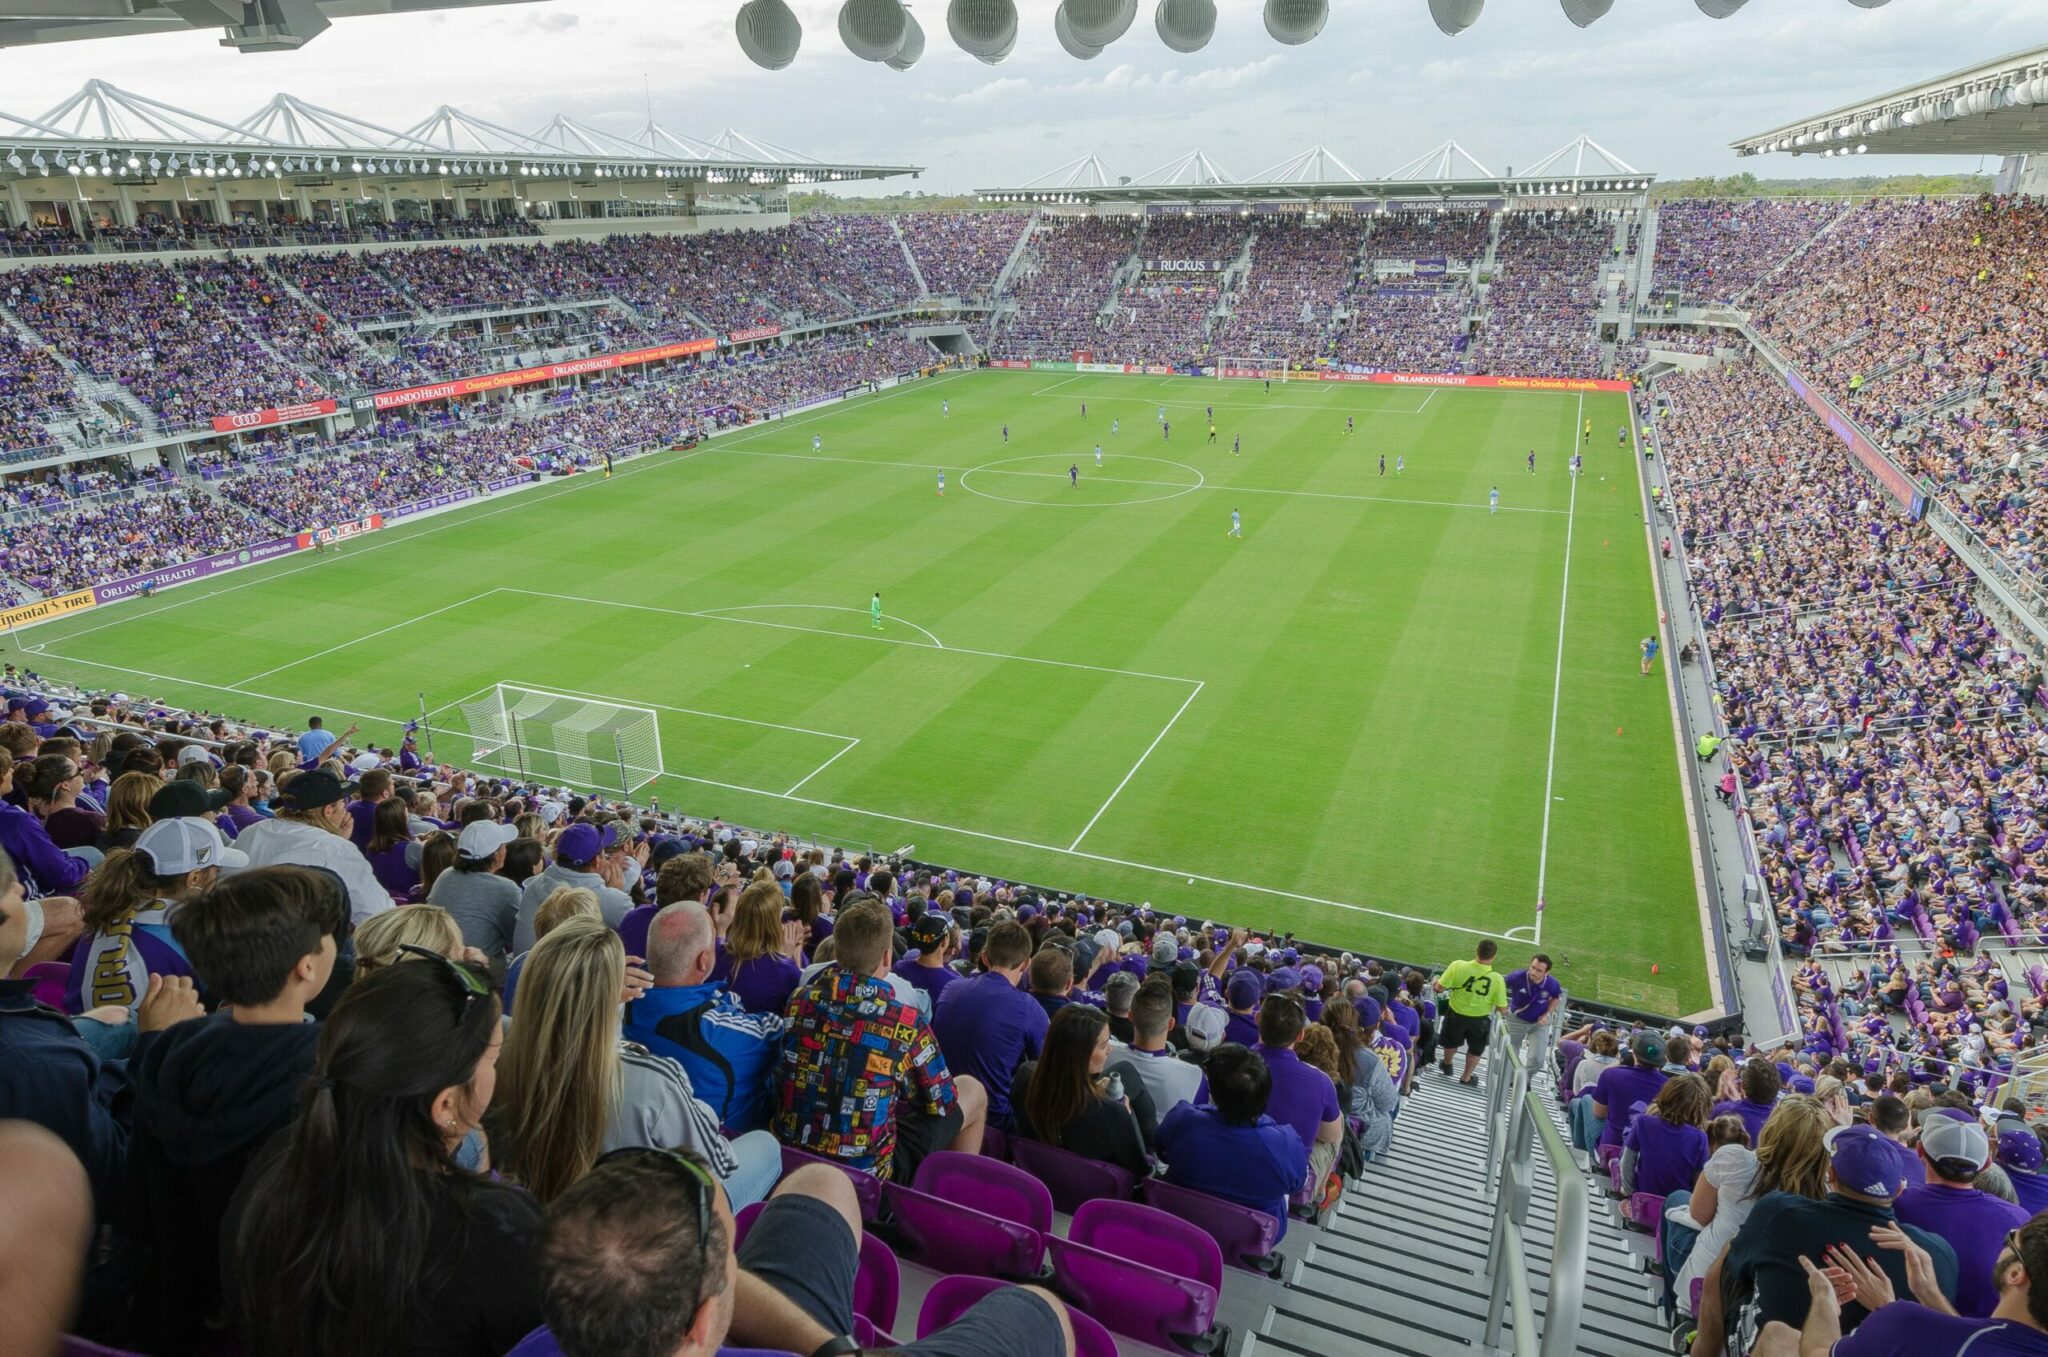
[1156,1043,1309,1238]
[129,866,348,1351]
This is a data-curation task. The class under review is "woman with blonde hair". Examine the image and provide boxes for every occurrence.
[1671,1095,1831,1323]
[488,917,778,1208]
[715,878,805,1015]
[96,770,160,853]
[352,905,465,975]
[502,885,601,1014]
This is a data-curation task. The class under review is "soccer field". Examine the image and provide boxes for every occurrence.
[16,368,1707,1011]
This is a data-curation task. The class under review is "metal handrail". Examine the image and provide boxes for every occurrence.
[1481,1032,1587,1357]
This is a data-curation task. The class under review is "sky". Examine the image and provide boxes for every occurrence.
[0,0,2040,194]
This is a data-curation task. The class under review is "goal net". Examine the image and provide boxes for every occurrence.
[458,684,662,795]
[1215,358,1291,381]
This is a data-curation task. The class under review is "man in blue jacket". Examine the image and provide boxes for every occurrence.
[625,902,783,1136]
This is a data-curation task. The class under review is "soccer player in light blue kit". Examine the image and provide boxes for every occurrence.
[1490,486,1500,514]
[1157,404,1166,424]
[1228,508,1242,538]
[1396,454,1405,475]
[813,434,821,452]
[941,398,949,418]
[936,471,945,497]
[1094,444,1102,467]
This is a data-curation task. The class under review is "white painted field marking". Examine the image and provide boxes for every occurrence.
[1532,449,1581,947]
[233,589,506,686]
[1067,680,1204,852]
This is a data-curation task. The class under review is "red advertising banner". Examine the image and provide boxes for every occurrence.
[210,399,339,434]
[1215,367,1628,392]
[370,338,717,412]
[728,324,782,344]
[989,359,1033,370]
[295,514,385,548]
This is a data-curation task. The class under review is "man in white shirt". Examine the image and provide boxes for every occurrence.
[1107,975,1203,1117]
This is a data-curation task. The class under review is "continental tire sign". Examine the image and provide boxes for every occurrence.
[0,588,98,631]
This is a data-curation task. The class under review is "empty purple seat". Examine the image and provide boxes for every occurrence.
[1139,1178,1283,1275]
[1046,1234,1223,1354]
[854,1229,902,1333]
[778,1143,882,1220]
[852,1315,897,1349]
[912,1150,1054,1235]
[733,1200,766,1245]
[1623,1191,1665,1234]
[917,1275,1118,1357]
[881,1181,1045,1279]
[1008,1137,1135,1215]
[1071,1199,1224,1296]
[980,1124,1010,1161]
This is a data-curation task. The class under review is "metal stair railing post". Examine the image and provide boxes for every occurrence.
[1480,1032,1589,1357]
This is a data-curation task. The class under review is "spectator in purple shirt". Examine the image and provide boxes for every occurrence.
[716,880,806,1018]
[931,922,1047,1130]
[1996,1116,2048,1217]
[1252,992,1344,1211]
[1571,1032,1669,1155]
[1713,1059,1785,1148]
[1895,1112,2032,1318]
[1222,969,1263,1047]
[895,911,962,1006]
[1621,1072,1712,1198]
[215,766,265,839]
[344,769,393,850]
[1502,954,1564,1062]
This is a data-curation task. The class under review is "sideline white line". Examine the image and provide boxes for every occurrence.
[1067,680,1203,852]
[784,739,860,797]
[1531,465,1580,946]
[503,588,1204,688]
[1030,391,1436,416]
[233,588,505,686]
[28,645,402,731]
[1416,388,1438,414]
[1032,375,1084,396]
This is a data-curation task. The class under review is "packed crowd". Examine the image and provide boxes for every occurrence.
[0,672,1484,1357]
[0,330,88,455]
[996,216,1141,361]
[1212,216,1364,366]
[1467,210,1611,379]
[0,212,543,258]
[1091,215,1252,367]
[1334,283,1472,374]
[1360,208,1492,265]
[897,211,1030,303]
[1649,198,1848,306]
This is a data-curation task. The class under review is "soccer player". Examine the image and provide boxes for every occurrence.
[1617,425,1627,447]
[942,399,949,418]
[1346,415,1354,436]
[1157,404,1166,424]
[1489,486,1500,514]
[1001,424,1008,443]
[1080,400,1086,419]
[1640,635,1658,676]
[1232,434,1240,456]
[1228,509,1242,538]
[1582,416,1592,442]
[1094,444,1102,467]
[812,434,822,452]
[1527,450,1536,474]
[1205,404,1213,420]
[1162,419,1170,441]
[1112,417,1120,436]
[603,451,613,479]
[1263,378,1271,394]
[1207,423,1217,444]
[936,470,945,497]
[1396,454,1405,475]
[871,592,883,630]
[1069,464,1079,486]
[1379,454,1386,477]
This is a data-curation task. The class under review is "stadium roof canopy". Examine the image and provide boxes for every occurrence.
[0,79,919,192]
[1733,44,2048,160]
[0,0,533,53]
[978,136,1652,206]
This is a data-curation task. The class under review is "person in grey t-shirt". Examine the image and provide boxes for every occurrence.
[428,820,524,972]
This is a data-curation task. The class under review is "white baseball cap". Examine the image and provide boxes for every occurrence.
[136,817,249,876]
[348,750,383,774]
[456,820,519,861]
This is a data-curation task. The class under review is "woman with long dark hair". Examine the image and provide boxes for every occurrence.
[790,869,832,952]
[225,954,540,1357]
[1011,1004,1148,1179]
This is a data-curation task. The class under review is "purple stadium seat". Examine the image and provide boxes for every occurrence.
[917,1275,1118,1357]
[778,1143,882,1220]
[23,961,68,1011]
[852,1315,897,1349]
[880,1182,1045,1280]
[912,1151,1054,1235]
[1070,1199,1224,1295]
[1046,1234,1223,1354]
[1007,1137,1135,1214]
[733,1200,766,1246]
[980,1124,1010,1161]
[1623,1192,1665,1234]
[1139,1178,1283,1275]
[853,1229,902,1333]
[60,1342,149,1357]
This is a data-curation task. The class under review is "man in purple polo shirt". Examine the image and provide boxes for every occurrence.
[894,912,962,1007]
[931,922,1047,1131]
[1712,1058,1784,1148]
[1502,954,1563,1066]
[1895,1112,2031,1318]
[1222,969,1262,1047]
[1571,1032,1668,1157]
[1252,992,1343,1211]
[513,1153,1073,1357]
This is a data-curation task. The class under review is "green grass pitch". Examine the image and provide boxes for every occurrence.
[16,368,1706,1011]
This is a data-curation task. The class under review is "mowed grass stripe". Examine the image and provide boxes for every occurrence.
[20,372,1705,1009]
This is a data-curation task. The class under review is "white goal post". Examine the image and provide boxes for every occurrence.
[458,684,663,795]
[1214,358,1292,381]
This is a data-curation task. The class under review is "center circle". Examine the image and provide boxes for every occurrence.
[958,454,1206,508]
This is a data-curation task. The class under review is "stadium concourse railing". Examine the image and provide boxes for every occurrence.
[1480,1029,1587,1357]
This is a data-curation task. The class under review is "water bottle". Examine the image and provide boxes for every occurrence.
[1105,1072,1124,1103]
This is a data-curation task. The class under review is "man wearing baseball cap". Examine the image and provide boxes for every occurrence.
[1896,1111,2031,1317]
[427,820,523,970]
[1699,1124,1957,1351]
[894,911,961,1007]
[235,770,389,928]
[513,822,630,952]
[1998,1116,2048,1216]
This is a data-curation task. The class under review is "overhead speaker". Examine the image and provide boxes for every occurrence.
[1845,0,1893,6]
[1264,0,1327,45]
[1155,0,1216,51]
[1063,0,1137,46]
[735,0,802,69]
[886,10,926,68]
[1055,7,1105,57]
[1694,0,1748,16]
[1429,0,1484,35]
[948,0,1019,58]
[839,0,908,61]
[1560,0,1612,26]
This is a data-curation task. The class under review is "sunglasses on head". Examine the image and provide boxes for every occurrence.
[595,1146,721,1286]
[397,944,490,1020]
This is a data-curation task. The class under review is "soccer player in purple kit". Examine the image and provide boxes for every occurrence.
[1069,463,1079,487]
